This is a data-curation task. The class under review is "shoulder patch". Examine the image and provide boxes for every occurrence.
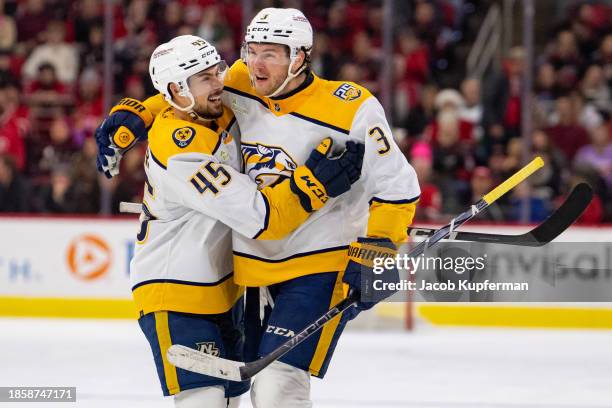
[172,126,196,148]
[333,83,362,102]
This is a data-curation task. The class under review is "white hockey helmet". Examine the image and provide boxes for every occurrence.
[149,35,226,113]
[243,8,313,97]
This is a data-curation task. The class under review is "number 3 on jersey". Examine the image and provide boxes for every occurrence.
[190,161,232,195]
[368,125,391,155]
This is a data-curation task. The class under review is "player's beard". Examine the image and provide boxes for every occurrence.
[193,98,223,119]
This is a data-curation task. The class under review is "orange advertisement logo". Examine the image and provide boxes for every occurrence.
[66,234,112,280]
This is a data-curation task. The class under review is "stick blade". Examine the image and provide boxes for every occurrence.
[529,182,593,244]
[167,345,245,382]
[119,201,142,214]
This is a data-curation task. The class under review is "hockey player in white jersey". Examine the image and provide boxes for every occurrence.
[129,35,364,408]
[95,9,420,407]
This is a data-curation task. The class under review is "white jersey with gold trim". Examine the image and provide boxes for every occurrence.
[222,61,421,287]
[129,106,317,314]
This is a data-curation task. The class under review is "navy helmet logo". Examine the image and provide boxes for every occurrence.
[172,126,196,148]
[333,83,362,102]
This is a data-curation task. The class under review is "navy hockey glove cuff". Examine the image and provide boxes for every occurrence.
[343,237,399,312]
[95,98,153,178]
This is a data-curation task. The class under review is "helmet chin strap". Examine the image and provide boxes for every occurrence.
[166,90,211,122]
[265,57,307,98]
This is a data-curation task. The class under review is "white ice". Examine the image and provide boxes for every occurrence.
[0,318,610,408]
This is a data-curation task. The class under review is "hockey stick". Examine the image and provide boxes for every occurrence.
[407,183,592,247]
[119,201,141,214]
[167,157,545,381]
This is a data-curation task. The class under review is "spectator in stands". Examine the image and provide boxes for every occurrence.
[124,75,146,101]
[432,108,473,212]
[483,47,526,148]
[593,34,612,84]
[546,30,584,92]
[311,32,338,80]
[68,136,100,213]
[412,0,440,51]
[23,62,73,107]
[0,48,16,84]
[22,20,79,85]
[15,0,49,51]
[325,1,352,56]
[0,153,30,212]
[197,4,231,45]
[73,0,102,44]
[580,64,610,115]
[534,63,559,125]
[80,24,104,71]
[426,89,474,145]
[531,129,567,197]
[507,181,551,223]
[545,95,589,160]
[111,147,145,214]
[337,61,364,83]
[2,79,29,134]
[0,80,25,172]
[500,137,523,175]
[72,68,103,145]
[0,0,16,50]
[469,166,504,221]
[410,141,441,221]
[572,91,604,132]
[574,124,612,190]
[397,28,430,86]
[38,163,74,213]
[159,1,183,43]
[572,2,607,58]
[459,78,482,126]
[350,31,380,93]
[402,83,438,139]
[38,115,78,175]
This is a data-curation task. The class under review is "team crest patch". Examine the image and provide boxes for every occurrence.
[242,142,298,187]
[333,83,362,101]
[172,126,195,148]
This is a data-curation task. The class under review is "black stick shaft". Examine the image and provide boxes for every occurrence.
[241,199,489,379]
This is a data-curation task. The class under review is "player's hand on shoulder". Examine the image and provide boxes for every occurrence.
[290,137,365,212]
[343,237,399,317]
[96,98,153,178]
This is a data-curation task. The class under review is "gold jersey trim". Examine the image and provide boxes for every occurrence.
[233,246,349,286]
[132,277,244,315]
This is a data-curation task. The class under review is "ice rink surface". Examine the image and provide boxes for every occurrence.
[0,318,610,408]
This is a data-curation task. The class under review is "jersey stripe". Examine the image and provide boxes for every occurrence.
[369,195,420,205]
[150,150,167,170]
[224,86,269,109]
[251,193,271,239]
[289,112,350,135]
[131,273,234,292]
[233,245,348,263]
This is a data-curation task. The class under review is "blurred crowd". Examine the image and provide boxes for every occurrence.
[0,0,610,224]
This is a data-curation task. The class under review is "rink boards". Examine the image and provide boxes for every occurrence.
[0,216,610,329]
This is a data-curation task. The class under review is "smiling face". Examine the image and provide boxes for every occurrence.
[170,63,225,119]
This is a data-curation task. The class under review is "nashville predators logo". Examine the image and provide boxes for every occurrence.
[172,126,196,148]
[242,142,298,187]
[333,83,362,102]
[196,342,220,357]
